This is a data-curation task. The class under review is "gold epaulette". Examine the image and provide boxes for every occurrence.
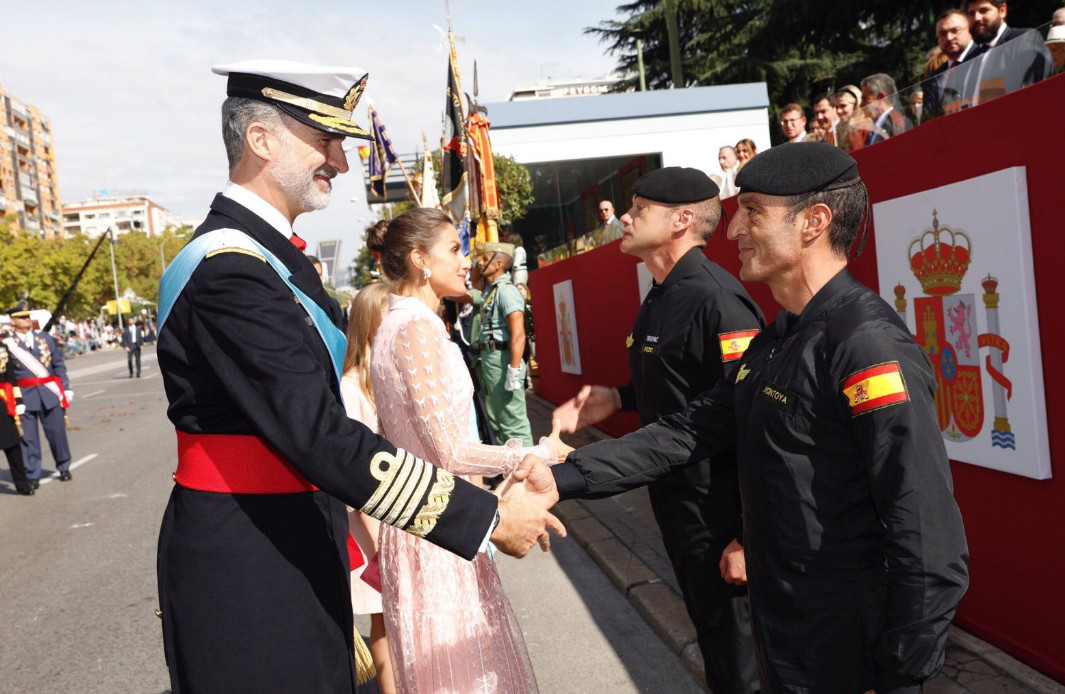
[205,247,266,262]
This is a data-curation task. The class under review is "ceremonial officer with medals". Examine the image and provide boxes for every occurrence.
[474,242,533,445]
[523,143,970,693]
[554,167,764,694]
[1,335,34,495]
[3,302,74,486]
[156,61,561,694]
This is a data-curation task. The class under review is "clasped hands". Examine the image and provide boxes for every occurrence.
[490,419,573,558]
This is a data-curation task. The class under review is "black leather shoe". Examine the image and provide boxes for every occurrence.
[59,470,72,482]
[16,485,35,496]
[31,479,40,490]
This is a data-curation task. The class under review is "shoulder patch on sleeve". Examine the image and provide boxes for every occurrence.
[842,361,909,416]
[719,329,759,362]
[205,247,266,262]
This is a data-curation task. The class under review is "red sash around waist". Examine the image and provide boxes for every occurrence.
[175,431,317,494]
[18,376,68,408]
[173,431,364,570]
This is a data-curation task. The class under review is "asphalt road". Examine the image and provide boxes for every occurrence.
[0,345,700,694]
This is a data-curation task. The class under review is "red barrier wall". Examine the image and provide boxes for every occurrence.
[528,73,1065,681]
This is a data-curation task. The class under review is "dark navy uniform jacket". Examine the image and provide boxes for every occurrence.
[555,269,969,693]
[7,331,68,412]
[1,343,24,450]
[614,247,764,552]
[157,193,497,694]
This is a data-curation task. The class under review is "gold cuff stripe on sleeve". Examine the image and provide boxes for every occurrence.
[407,470,455,538]
[373,450,417,521]
[261,88,353,120]
[361,449,405,518]
[395,463,434,529]
[381,455,423,526]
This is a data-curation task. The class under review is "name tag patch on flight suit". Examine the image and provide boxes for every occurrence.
[758,379,797,413]
[718,329,760,362]
[842,361,909,416]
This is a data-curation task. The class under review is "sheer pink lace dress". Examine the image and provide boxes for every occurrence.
[370,295,553,694]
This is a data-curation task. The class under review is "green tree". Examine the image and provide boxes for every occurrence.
[428,150,535,226]
[0,220,192,321]
[493,154,535,228]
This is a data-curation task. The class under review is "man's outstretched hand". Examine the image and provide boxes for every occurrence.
[552,385,620,433]
[492,459,565,557]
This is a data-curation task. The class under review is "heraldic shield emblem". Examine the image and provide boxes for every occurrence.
[876,168,1050,479]
[899,210,1013,449]
[915,294,983,440]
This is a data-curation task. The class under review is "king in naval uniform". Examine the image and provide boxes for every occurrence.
[155,61,561,694]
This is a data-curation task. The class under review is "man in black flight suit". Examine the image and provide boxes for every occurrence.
[156,60,561,694]
[527,143,969,693]
[553,167,763,693]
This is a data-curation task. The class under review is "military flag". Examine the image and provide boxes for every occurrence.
[466,111,500,246]
[441,33,468,223]
[367,104,399,200]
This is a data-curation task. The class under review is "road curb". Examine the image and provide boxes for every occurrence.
[554,500,709,691]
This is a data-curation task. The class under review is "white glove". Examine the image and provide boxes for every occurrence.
[16,404,25,416]
[504,365,523,392]
[64,390,75,404]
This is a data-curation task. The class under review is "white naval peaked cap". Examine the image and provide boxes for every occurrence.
[212,59,372,140]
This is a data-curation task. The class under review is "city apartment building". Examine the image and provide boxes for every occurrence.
[61,195,184,238]
[0,83,62,238]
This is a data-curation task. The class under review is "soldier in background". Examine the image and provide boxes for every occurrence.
[475,242,533,446]
[1,336,33,495]
[3,302,74,485]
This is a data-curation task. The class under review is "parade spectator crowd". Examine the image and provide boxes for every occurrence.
[715,1,1062,195]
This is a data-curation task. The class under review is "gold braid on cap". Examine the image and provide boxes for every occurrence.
[261,87,353,120]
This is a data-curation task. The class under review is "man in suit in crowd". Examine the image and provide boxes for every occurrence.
[966,0,1033,56]
[861,73,914,145]
[3,302,74,485]
[923,9,976,120]
[596,199,624,245]
[123,317,142,378]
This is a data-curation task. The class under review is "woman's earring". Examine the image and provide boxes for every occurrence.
[422,267,432,280]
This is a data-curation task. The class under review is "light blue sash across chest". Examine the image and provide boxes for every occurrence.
[156,228,346,386]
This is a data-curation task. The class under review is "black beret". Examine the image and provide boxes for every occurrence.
[735,142,861,196]
[633,167,719,204]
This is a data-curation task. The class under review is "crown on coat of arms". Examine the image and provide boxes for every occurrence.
[908,210,971,295]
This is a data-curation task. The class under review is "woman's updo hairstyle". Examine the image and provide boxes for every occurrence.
[365,208,454,282]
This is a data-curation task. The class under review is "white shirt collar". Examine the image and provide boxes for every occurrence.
[222,181,293,240]
[874,106,895,130]
[956,41,974,63]
[985,23,1008,48]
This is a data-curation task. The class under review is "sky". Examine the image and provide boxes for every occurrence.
[1,0,622,272]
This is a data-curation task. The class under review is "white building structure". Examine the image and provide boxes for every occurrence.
[508,75,624,101]
[484,82,771,253]
[61,195,185,238]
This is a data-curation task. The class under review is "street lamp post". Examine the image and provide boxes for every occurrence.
[107,228,123,326]
[159,238,168,273]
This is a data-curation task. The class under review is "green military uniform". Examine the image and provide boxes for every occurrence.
[476,274,533,445]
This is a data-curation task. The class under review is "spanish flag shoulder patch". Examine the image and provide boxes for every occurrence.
[842,361,909,416]
[719,329,759,362]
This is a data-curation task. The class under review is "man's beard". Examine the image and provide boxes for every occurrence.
[972,18,1002,43]
[272,141,335,213]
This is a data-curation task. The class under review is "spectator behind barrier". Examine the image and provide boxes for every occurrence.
[861,73,913,145]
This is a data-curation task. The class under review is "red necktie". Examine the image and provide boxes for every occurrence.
[289,234,307,251]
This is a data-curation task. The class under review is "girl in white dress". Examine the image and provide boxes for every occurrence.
[339,281,395,694]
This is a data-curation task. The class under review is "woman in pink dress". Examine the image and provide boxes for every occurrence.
[367,209,560,694]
